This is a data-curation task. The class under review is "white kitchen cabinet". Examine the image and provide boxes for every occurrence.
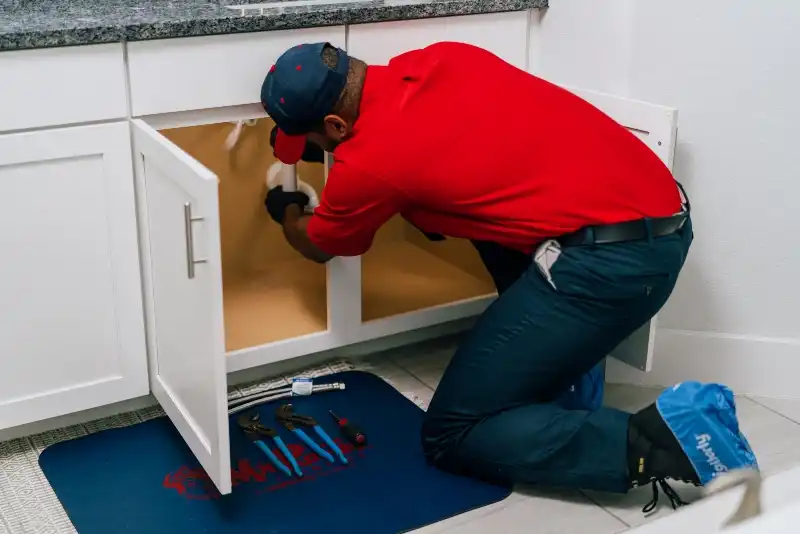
[127,26,346,116]
[0,122,147,430]
[126,12,680,495]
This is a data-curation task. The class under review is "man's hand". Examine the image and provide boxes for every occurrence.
[282,205,334,264]
[265,186,310,224]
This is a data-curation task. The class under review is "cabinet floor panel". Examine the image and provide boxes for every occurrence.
[222,259,327,352]
[362,240,496,322]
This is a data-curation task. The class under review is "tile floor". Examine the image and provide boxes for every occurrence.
[3,341,800,534]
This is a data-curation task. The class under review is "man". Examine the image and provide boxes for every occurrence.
[260,41,758,509]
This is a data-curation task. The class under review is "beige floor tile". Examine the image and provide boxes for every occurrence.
[736,396,800,476]
[750,396,800,424]
[408,492,524,533]
[603,383,663,413]
[391,346,455,389]
[434,487,627,534]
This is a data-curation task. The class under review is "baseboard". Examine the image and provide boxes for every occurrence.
[1,320,474,443]
[607,328,800,400]
[0,394,158,443]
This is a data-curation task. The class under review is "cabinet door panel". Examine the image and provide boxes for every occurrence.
[132,119,231,495]
[0,123,146,429]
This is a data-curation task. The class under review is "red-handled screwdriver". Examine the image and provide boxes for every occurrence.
[329,411,367,447]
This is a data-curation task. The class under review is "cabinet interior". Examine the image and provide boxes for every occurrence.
[362,217,496,321]
[158,116,496,349]
[160,118,327,352]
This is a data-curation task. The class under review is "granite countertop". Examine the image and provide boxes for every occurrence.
[0,0,547,51]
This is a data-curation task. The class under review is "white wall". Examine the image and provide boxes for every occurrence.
[530,1,800,398]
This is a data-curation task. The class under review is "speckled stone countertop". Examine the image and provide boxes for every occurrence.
[0,0,547,51]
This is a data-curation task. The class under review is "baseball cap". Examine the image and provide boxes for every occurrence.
[261,42,350,164]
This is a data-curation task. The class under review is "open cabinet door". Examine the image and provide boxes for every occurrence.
[566,87,679,373]
[131,119,231,495]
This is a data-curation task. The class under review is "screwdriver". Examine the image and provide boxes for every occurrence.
[329,410,367,447]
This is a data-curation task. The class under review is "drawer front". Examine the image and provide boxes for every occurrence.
[0,44,128,132]
[128,27,346,117]
[347,12,530,69]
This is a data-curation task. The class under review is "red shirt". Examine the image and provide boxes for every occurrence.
[306,42,681,257]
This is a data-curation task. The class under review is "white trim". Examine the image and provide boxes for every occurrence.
[607,328,800,400]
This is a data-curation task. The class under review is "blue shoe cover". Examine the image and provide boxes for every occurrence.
[656,381,759,485]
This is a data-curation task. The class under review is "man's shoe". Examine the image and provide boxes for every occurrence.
[627,382,759,513]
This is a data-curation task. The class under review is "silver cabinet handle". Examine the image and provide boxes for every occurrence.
[183,202,207,279]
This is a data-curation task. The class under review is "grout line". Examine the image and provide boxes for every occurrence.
[384,360,436,393]
[392,361,442,391]
[579,490,633,528]
[746,396,800,426]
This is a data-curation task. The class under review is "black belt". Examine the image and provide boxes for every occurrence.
[558,211,688,247]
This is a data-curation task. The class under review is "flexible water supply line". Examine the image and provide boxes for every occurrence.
[227,382,345,415]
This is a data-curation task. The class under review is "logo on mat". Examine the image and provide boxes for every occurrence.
[695,433,729,474]
[162,436,369,500]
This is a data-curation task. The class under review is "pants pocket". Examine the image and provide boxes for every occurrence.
[533,239,563,290]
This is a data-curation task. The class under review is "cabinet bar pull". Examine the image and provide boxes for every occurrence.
[183,202,207,279]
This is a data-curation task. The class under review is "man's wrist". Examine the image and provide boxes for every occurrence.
[282,203,303,226]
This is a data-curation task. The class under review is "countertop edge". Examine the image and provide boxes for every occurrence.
[0,0,547,52]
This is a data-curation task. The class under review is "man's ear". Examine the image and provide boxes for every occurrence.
[323,114,350,141]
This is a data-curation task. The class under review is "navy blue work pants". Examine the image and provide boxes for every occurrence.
[421,218,693,493]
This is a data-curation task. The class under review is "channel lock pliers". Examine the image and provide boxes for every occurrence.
[237,412,303,478]
[276,404,349,466]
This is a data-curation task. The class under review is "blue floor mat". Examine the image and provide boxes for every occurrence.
[39,371,512,533]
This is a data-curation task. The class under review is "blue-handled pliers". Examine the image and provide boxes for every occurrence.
[276,404,349,466]
[237,412,304,478]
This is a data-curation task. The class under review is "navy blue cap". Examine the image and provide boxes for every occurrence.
[261,42,350,164]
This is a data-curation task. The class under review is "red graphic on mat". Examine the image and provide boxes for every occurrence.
[163,437,369,500]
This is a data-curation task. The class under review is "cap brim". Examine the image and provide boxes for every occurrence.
[274,130,307,165]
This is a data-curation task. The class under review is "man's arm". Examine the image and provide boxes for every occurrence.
[282,204,334,264]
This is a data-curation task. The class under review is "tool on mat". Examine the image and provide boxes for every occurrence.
[237,412,303,478]
[276,404,349,465]
[228,382,345,416]
[329,411,367,447]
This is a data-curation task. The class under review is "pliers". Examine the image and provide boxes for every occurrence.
[276,404,349,466]
[237,412,303,478]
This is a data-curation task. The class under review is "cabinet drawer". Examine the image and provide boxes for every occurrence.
[347,11,530,69]
[0,44,127,132]
[127,27,346,117]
